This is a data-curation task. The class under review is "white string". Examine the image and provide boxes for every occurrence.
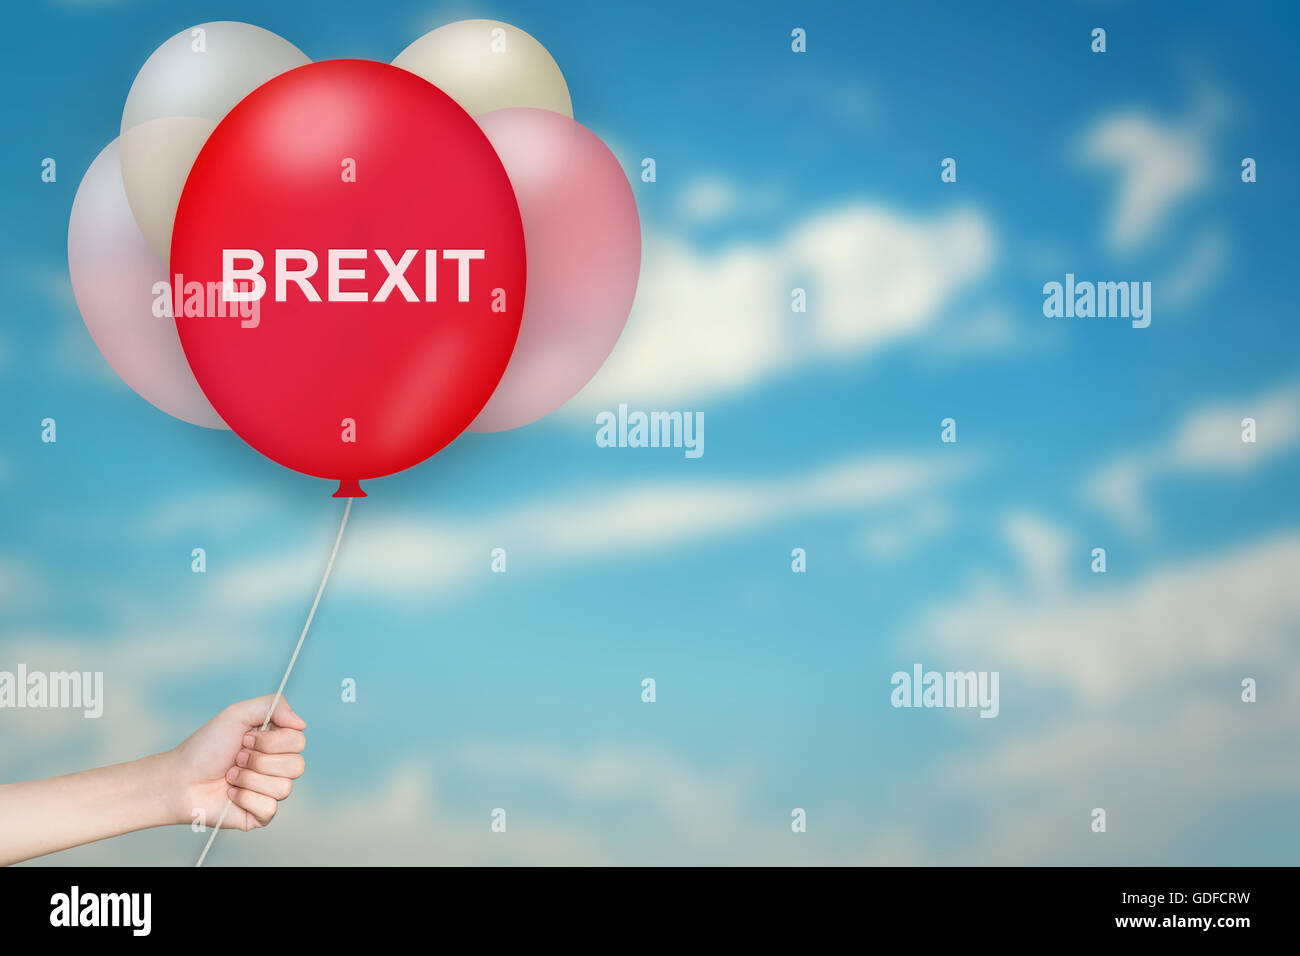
[195,496,353,867]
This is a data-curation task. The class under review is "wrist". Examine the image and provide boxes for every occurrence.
[138,749,188,827]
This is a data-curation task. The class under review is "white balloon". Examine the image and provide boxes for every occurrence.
[120,117,216,265]
[121,21,309,131]
[392,19,572,118]
[68,140,226,429]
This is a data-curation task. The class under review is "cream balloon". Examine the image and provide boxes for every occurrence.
[392,19,572,118]
[68,140,226,429]
[120,117,216,265]
[120,22,309,265]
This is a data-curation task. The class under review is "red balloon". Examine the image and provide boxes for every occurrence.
[171,60,526,497]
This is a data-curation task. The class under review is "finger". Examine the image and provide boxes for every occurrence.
[242,728,306,755]
[228,787,277,827]
[267,697,306,731]
[236,750,305,779]
[218,805,255,831]
[224,695,307,731]
[226,766,293,800]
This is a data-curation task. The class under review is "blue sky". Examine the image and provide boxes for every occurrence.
[2,0,1299,864]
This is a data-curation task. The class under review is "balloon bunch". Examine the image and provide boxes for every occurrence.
[69,20,641,497]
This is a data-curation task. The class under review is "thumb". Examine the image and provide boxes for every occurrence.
[226,694,307,731]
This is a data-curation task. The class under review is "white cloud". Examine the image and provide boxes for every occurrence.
[937,691,1300,865]
[920,530,1300,701]
[792,205,992,354]
[675,176,783,226]
[1081,455,1148,530]
[1078,91,1225,253]
[0,558,44,609]
[574,202,995,411]
[140,488,281,540]
[860,501,951,559]
[1083,380,1300,531]
[1000,511,1072,595]
[675,177,739,223]
[1166,385,1300,469]
[1081,116,1205,251]
[1159,226,1228,309]
[926,306,1017,358]
[217,452,973,608]
[911,528,1300,862]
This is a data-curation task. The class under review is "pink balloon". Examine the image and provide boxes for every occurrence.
[469,108,641,432]
[68,139,226,429]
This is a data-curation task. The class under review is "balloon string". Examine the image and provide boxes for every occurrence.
[194,495,353,867]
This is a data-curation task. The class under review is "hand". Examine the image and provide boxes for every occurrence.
[168,695,307,831]
[0,695,310,864]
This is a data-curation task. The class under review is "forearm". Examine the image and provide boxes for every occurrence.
[0,752,180,866]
